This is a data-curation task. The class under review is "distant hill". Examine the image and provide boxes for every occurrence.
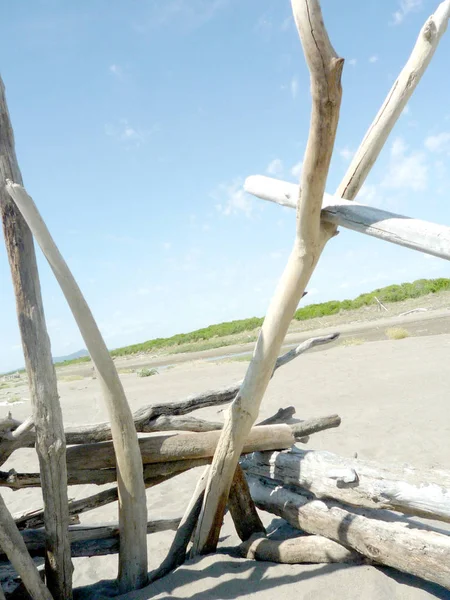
[52,349,89,364]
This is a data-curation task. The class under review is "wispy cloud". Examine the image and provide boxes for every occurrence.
[109,64,123,77]
[105,119,156,147]
[424,132,450,154]
[213,179,253,217]
[392,0,423,25]
[348,58,357,67]
[339,147,354,162]
[291,76,299,99]
[133,0,228,32]
[291,160,303,179]
[267,159,283,176]
[381,137,428,192]
[369,55,378,64]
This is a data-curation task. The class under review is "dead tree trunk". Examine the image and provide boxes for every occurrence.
[6,184,148,592]
[0,76,72,599]
[249,477,450,590]
[191,0,344,555]
[243,449,450,523]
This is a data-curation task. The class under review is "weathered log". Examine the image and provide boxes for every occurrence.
[243,449,450,523]
[0,518,180,561]
[13,407,298,530]
[149,467,210,584]
[66,417,340,471]
[0,494,52,600]
[3,458,212,491]
[228,465,265,542]
[245,175,450,262]
[6,184,148,592]
[249,477,450,590]
[0,76,73,599]
[0,334,337,455]
[336,0,450,201]
[239,532,362,564]
[191,0,344,555]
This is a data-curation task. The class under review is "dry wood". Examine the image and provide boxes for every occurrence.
[191,0,343,555]
[0,518,180,561]
[243,449,450,523]
[239,532,362,564]
[245,175,450,262]
[336,0,450,200]
[228,465,265,542]
[0,76,72,599]
[0,333,336,456]
[0,494,52,600]
[65,417,340,471]
[149,467,210,584]
[249,477,450,589]
[6,184,147,592]
[2,458,211,491]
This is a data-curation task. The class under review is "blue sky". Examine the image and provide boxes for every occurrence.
[0,0,449,372]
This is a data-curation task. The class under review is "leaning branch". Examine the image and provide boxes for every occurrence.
[191,0,344,555]
[336,0,450,200]
[6,182,148,592]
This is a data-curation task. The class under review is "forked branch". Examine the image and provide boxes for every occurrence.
[191,0,344,555]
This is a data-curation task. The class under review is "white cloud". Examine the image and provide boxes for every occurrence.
[109,64,123,77]
[348,58,357,67]
[369,55,378,64]
[339,147,354,161]
[381,137,428,192]
[163,242,172,250]
[270,251,283,259]
[392,0,423,25]
[105,119,154,147]
[402,104,411,116]
[424,132,450,153]
[291,160,302,178]
[357,183,379,205]
[280,16,292,31]
[213,179,253,217]
[267,159,283,176]
[291,76,299,99]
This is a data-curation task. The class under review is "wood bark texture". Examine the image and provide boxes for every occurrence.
[65,417,340,470]
[0,494,53,600]
[0,76,72,599]
[239,532,362,564]
[191,0,344,555]
[227,465,265,542]
[5,183,148,592]
[249,477,450,589]
[243,449,450,523]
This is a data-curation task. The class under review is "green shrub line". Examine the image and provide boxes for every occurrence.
[53,277,449,367]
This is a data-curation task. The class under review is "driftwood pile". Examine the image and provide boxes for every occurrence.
[1,0,450,598]
[0,335,341,597]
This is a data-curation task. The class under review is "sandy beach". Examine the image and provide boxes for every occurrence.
[2,329,450,599]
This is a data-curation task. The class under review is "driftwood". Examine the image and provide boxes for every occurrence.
[0,76,73,600]
[13,407,298,532]
[239,532,362,564]
[2,458,212,491]
[7,182,149,592]
[0,494,52,600]
[249,477,450,590]
[149,467,210,584]
[0,518,180,561]
[337,0,450,200]
[228,465,265,542]
[245,175,450,262]
[191,0,343,555]
[0,334,336,455]
[243,449,450,523]
[66,417,340,471]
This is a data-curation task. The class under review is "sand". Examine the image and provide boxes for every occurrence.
[2,332,450,599]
